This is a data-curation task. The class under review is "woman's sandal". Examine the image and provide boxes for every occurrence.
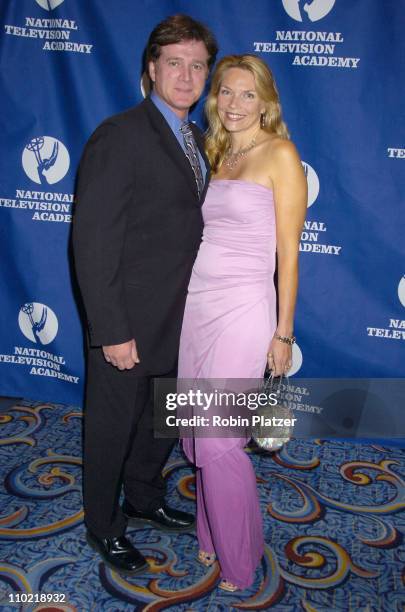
[218,579,239,592]
[198,550,217,567]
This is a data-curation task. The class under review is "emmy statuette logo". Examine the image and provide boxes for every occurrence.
[302,162,319,207]
[282,0,335,22]
[18,302,59,345]
[22,136,70,185]
[35,0,65,10]
[289,342,303,375]
[398,276,405,308]
[140,75,148,98]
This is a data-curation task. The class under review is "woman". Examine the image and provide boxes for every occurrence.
[178,55,307,591]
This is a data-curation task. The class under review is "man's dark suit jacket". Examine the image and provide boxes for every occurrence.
[72,97,209,376]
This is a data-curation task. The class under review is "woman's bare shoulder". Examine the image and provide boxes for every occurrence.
[262,136,299,162]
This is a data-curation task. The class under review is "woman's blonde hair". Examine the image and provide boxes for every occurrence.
[205,54,289,172]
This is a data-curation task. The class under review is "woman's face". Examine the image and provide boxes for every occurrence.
[216,67,265,134]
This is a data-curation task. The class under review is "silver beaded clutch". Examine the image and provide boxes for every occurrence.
[251,373,293,451]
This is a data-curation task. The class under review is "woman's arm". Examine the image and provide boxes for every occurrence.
[268,139,307,376]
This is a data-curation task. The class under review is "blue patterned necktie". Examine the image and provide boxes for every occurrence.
[180,122,204,197]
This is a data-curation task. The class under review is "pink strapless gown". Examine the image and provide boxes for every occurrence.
[179,179,277,466]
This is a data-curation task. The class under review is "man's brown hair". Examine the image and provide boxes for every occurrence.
[146,14,218,68]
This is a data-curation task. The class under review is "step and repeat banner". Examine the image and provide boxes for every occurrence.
[0,0,404,406]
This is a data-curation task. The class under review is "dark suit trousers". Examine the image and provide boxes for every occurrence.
[83,347,176,538]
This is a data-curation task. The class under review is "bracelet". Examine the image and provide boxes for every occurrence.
[274,334,296,345]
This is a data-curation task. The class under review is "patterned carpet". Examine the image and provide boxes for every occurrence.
[0,399,405,611]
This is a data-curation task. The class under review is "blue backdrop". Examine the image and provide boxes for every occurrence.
[0,0,404,406]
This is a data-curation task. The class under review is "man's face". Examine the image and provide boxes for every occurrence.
[149,40,209,118]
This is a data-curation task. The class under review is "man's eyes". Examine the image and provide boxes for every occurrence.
[167,60,205,70]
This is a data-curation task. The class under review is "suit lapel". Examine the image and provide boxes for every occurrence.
[144,97,200,201]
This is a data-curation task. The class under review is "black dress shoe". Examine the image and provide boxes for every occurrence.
[86,530,148,575]
[123,499,195,532]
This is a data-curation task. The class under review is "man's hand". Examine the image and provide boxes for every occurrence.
[102,339,140,370]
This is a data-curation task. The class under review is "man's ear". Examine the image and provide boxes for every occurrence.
[148,61,156,83]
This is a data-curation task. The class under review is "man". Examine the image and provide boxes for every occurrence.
[72,15,217,575]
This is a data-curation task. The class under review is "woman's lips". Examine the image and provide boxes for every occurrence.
[224,112,246,120]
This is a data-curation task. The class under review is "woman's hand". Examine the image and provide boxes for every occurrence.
[267,336,292,377]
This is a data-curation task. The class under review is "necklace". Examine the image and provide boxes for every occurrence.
[224,131,260,171]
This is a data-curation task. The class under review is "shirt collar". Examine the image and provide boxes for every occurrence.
[151,92,189,133]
